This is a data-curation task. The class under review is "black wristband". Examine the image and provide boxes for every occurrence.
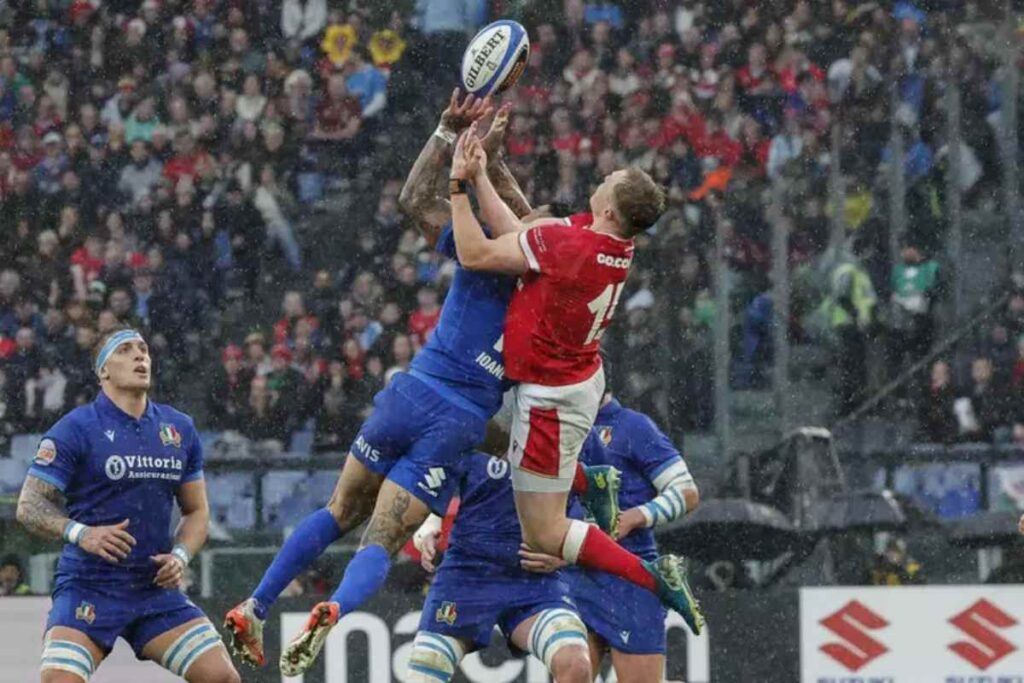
[449,178,469,195]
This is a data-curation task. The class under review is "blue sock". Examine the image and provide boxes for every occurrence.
[251,508,342,619]
[329,545,391,613]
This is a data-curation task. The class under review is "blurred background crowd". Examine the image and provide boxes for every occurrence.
[1,0,1024,527]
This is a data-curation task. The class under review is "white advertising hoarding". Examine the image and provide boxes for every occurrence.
[801,586,1024,683]
[0,597,180,683]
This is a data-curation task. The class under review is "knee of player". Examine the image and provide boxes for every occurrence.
[520,525,566,557]
[407,632,465,682]
[204,669,242,683]
[41,638,97,683]
[683,485,700,513]
[41,672,89,683]
[549,645,592,683]
[528,608,590,681]
[326,494,367,528]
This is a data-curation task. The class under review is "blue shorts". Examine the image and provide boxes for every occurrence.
[46,581,205,655]
[565,567,667,655]
[419,560,575,651]
[350,372,486,517]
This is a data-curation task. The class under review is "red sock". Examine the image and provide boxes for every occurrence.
[575,526,657,592]
[571,462,588,495]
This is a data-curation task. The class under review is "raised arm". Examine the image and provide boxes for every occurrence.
[450,127,529,274]
[399,90,492,248]
[400,94,531,247]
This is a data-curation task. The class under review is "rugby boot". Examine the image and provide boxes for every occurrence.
[279,601,341,676]
[223,598,266,668]
[579,464,622,537]
[644,554,705,635]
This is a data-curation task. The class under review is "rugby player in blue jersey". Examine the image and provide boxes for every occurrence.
[407,436,610,683]
[16,327,240,683]
[223,91,618,675]
[522,385,700,683]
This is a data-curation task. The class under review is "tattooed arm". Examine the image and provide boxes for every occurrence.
[398,132,453,249]
[399,90,492,248]
[17,475,137,563]
[487,157,532,220]
[16,476,71,541]
[400,94,532,247]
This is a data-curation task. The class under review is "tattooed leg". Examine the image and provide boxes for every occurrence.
[279,482,431,675]
[360,481,431,554]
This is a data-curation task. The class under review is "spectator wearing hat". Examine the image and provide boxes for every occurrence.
[209,343,253,431]
[101,77,138,127]
[33,131,67,195]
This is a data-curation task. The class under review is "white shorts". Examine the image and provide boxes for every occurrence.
[507,367,605,493]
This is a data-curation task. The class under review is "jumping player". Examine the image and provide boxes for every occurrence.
[448,126,703,633]
[408,440,607,683]
[526,387,701,682]
[16,326,240,683]
[223,92,617,674]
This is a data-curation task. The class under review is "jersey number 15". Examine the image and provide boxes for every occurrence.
[585,283,624,345]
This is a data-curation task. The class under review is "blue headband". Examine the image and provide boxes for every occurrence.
[95,330,144,376]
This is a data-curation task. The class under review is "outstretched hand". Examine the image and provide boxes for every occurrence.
[464,122,489,180]
[452,123,488,181]
[480,103,513,162]
[440,89,493,134]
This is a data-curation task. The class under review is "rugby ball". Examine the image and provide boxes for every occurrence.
[461,20,530,96]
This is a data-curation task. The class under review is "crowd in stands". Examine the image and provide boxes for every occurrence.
[0,0,1019,457]
[917,284,1024,445]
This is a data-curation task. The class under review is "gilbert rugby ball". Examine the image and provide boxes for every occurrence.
[461,20,530,96]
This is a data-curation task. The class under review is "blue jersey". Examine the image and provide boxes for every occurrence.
[593,399,683,560]
[446,432,607,571]
[409,223,514,418]
[26,391,204,591]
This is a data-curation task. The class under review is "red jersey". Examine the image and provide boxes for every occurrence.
[505,213,633,386]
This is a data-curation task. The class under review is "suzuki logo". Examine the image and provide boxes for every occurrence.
[819,600,889,672]
[949,599,1018,670]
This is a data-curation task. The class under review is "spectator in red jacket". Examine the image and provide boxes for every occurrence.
[408,286,441,346]
[163,130,214,185]
[696,112,742,168]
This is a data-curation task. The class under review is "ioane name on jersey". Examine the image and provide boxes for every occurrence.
[408,222,515,418]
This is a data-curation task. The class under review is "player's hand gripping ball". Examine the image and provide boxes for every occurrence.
[461,20,530,96]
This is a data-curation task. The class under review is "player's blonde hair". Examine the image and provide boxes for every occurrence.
[612,167,666,237]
